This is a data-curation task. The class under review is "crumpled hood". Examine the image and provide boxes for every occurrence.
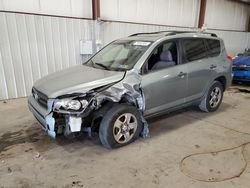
[233,56,250,66]
[34,65,125,98]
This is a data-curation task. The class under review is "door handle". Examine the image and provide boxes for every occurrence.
[178,72,187,78]
[210,64,217,69]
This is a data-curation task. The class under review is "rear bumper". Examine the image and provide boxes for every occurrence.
[232,70,250,82]
[28,96,56,138]
[233,77,250,82]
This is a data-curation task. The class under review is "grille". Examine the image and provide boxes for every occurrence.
[32,87,48,109]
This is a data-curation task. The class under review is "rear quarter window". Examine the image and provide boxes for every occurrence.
[182,39,207,62]
[206,39,221,57]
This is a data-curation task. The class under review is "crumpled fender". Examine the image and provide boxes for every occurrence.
[94,71,149,138]
[43,70,150,139]
[95,71,144,110]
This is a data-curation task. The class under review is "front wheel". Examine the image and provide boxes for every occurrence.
[199,81,224,112]
[99,104,143,149]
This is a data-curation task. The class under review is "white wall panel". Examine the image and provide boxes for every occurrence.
[6,14,27,98]
[0,51,8,99]
[16,14,35,96]
[0,12,94,100]
[205,0,250,31]
[101,21,197,45]
[34,16,49,77]
[73,19,82,66]
[71,0,92,18]
[66,19,77,67]
[0,13,18,99]
[26,15,43,80]
[100,0,200,28]
[59,19,71,69]
[0,0,4,10]
[51,17,64,71]
[40,0,71,17]
[1,0,40,13]
[0,0,92,18]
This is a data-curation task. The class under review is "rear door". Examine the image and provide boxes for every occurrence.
[205,38,222,74]
[181,38,215,102]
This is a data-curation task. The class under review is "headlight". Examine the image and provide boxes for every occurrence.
[54,99,88,111]
[66,100,81,110]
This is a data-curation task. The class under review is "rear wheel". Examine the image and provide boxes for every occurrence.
[199,81,224,112]
[99,104,143,149]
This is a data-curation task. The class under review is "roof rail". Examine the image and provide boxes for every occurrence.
[202,32,217,37]
[129,30,217,37]
[166,31,218,37]
[129,31,169,37]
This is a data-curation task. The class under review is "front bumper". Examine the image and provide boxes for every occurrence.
[28,96,56,138]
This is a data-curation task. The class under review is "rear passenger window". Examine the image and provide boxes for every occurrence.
[206,39,221,57]
[183,39,207,62]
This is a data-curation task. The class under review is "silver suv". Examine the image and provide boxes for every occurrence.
[28,31,232,149]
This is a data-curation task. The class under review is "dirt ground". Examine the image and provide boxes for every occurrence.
[0,84,250,188]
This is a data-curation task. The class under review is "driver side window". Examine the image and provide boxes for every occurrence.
[145,41,178,72]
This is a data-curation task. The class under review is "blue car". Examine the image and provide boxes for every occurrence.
[232,50,250,82]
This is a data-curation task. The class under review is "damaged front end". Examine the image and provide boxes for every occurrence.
[28,71,149,139]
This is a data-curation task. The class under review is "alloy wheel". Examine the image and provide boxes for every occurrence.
[209,86,222,108]
[113,113,138,144]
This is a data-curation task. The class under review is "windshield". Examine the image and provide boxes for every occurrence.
[84,40,152,71]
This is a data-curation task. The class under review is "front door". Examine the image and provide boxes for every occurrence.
[141,40,188,116]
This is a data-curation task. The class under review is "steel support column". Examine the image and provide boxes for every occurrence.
[92,0,100,20]
[198,0,207,28]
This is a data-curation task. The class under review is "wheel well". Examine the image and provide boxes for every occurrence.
[90,97,137,133]
[90,101,115,132]
[215,76,226,91]
[120,94,137,106]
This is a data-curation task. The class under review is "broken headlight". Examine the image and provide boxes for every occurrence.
[54,99,88,111]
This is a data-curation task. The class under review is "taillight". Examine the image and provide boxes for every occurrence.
[227,55,233,62]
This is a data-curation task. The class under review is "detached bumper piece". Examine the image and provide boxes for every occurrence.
[67,116,82,132]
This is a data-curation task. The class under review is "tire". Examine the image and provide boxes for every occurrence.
[199,81,224,112]
[99,104,143,149]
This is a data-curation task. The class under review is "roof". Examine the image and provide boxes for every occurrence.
[120,30,219,42]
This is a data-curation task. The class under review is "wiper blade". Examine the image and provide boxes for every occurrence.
[94,63,109,70]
